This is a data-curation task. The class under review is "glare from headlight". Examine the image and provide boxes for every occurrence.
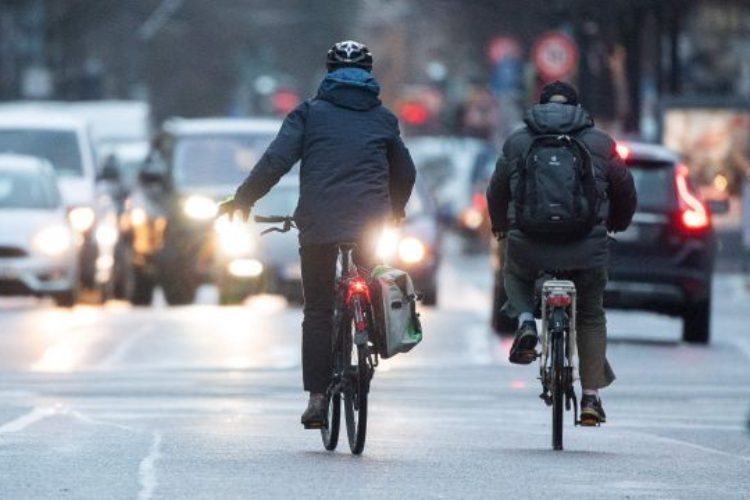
[461,207,484,230]
[130,207,147,226]
[183,195,218,220]
[376,228,400,260]
[398,237,426,263]
[95,225,118,247]
[228,259,264,278]
[214,218,255,256]
[68,206,96,233]
[33,225,73,256]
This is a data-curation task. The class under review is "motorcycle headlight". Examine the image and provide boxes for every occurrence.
[398,237,426,264]
[33,225,73,257]
[214,218,256,256]
[68,206,96,233]
[183,195,218,220]
[376,228,400,260]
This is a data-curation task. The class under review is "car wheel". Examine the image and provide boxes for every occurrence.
[218,285,245,305]
[160,262,197,306]
[53,289,77,308]
[421,286,438,306]
[130,266,155,306]
[682,298,711,344]
[491,272,517,335]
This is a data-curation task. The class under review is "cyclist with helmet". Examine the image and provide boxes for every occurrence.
[218,41,416,427]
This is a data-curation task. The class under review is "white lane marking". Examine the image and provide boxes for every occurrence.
[0,406,56,434]
[137,431,163,500]
[98,324,155,369]
[629,430,750,463]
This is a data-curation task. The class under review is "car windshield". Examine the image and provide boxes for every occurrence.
[173,134,276,187]
[0,169,60,209]
[0,129,83,177]
[627,162,674,211]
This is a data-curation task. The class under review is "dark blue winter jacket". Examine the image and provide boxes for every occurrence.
[234,68,416,245]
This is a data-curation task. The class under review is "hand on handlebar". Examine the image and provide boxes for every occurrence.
[217,196,250,223]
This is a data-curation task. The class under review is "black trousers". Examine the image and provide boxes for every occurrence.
[299,243,373,393]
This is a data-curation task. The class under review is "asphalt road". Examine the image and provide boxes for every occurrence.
[1,244,749,499]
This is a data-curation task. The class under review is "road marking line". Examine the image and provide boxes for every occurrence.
[98,324,155,369]
[0,406,55,434]
[629,430,750,463]
[137,431,163,500]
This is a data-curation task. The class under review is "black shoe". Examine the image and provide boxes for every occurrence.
[508,320,538,365]
[301,394,327,429]
[580,395,606,426]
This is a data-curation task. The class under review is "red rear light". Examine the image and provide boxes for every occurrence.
[346,277,370,304]
[616,143,630,160]
[472,193,487,211]
[547,293,572,307]
[675,164,709,231]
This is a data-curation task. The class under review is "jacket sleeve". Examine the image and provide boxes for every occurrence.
[486,154,512,234]
[234,102,307,208]
[606,144,637,232]
[387,127,417,218]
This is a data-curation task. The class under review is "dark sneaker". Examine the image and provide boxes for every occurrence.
[508,320,538,365]
[301,393,327,429]
[580,395,606,426]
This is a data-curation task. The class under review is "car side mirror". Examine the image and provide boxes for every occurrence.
[707,198,729,215]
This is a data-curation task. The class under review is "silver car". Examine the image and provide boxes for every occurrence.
[0,155,78,306]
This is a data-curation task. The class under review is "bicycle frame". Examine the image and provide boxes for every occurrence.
[539,279,579,383]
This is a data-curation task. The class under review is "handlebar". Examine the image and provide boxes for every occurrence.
[254,215,293,224]
[254,215,296,235]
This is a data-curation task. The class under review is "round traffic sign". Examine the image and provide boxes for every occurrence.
[532,32,578,80]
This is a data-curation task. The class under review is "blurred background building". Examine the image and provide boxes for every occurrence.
[1,0,749,190]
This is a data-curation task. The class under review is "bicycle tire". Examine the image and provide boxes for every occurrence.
[321,328,342,451]
[551,329,565,451]
[345,343,368,455]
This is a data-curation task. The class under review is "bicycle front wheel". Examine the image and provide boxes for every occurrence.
[551,330,565,451]
[344,331,369,455]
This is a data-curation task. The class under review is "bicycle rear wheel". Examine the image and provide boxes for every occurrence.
[551,330,565,451]
[344,322,369,455]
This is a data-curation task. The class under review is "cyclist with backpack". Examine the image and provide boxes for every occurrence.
[487,81,637,425]
[217,41,416,428]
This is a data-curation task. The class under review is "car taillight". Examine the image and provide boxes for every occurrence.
[675,164,709,231]
[472,193,487,211]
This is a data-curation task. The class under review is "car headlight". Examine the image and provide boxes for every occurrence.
[95,225,119,247]
[460,207,484,230]
[33,225,73,256]
[68,206,96,233]
[228,258,264,278]
[376,228,400,260]
[183,195,218,220]
[398,237,426,264]
[214,218,256,256]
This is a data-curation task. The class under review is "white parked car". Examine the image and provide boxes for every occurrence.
[0,111,119,300]
[0,155,78,306]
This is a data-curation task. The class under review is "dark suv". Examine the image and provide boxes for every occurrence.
[491,141,721,344]
[605,141,720,343]
[120,118,282,305]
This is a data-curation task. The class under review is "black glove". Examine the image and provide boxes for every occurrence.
[217,197,250,222]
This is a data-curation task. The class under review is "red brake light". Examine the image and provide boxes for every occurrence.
[615,143,630,160]
[350,278,368,293]
[472,193,487,211]
[399,103,429,126]
[547,293,572,307]
[675,164,709,231]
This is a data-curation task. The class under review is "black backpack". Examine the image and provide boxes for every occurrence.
[514,134,600,243]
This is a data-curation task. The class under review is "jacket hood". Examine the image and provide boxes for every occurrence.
[524,103,594,135]
[317,68,381,111]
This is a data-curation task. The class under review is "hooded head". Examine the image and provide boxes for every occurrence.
[317,67,381,111]
[539,81,579,106]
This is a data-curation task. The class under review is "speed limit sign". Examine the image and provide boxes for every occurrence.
[532,32,578,80]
